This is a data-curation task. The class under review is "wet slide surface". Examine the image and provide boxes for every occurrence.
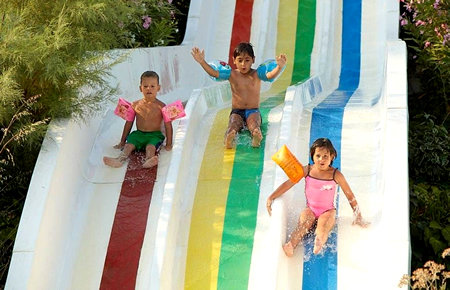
[303,0,362,289]
[100,153,158,289]
[184,97,283,289]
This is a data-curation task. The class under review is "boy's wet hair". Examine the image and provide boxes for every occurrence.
[310,138,337,166]
[233,42,255,59]
[140,71,159,84]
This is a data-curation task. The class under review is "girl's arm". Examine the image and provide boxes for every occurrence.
[266,179,295,216]
[266,165,307,216]
[191,47,220,78]
[334,170,369,227]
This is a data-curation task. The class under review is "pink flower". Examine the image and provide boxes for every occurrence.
[433,0,440,9]
[415,20,426,26]
[168,0,173,3]
[443,34,450,45]
[424,41,431,48]
[401,18,408,26]
[142,15,152,29]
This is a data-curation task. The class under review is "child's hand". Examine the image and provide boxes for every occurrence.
[276,54,287,68]
[165,144,173,151]
[191,47,205,63]
[352,212,370,228]
[114,141,125,150]
[266,198,274,216]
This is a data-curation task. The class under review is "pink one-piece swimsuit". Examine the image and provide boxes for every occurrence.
[305,167,338,218]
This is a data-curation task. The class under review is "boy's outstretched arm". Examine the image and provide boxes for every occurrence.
[266,54,287,80]
[191,47,220,78]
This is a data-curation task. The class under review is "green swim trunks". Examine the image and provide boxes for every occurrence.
[126,130,165,151]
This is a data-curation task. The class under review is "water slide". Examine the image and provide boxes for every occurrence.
[6,0,410,289]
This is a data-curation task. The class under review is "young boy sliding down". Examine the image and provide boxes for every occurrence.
[103,71,173,168]
[191,42,286,148]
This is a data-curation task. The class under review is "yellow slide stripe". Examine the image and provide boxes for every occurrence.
[184,108,235,290]
[268,0,299,94]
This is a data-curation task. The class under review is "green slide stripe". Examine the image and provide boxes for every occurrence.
[292,0,316,84]
[217,96,283,289]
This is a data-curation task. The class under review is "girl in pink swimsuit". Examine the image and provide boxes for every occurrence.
[266,138,369,256]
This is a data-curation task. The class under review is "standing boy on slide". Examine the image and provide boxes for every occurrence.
[191,42,286,148]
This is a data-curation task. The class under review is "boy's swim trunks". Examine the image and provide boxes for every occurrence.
[127,130,165,151]
[230,108,261,122]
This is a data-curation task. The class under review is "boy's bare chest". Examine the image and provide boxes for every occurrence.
[134,102,161,118]
[231,76,260,93]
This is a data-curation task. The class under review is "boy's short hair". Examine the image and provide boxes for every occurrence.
[140,71,159,84]
[233,42,255,59]
[310,138,337,166]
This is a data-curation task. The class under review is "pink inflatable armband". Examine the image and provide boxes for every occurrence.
[114,98,135,121]
[161,100,186,122]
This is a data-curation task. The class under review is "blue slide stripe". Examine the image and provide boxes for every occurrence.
[302,0,362,289]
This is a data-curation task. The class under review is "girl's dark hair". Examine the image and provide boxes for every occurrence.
[233,42,255,59]
[140,71,159,84]
[310,138,337,166]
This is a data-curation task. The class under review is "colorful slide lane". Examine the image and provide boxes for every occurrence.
[6,0,409,289]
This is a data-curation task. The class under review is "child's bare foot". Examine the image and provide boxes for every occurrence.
[251,128,262,147]
[103,156,125,168]
[225,130,236,149]
[283,241,294,257]
[142,156,158,168]
[313,237,323,254]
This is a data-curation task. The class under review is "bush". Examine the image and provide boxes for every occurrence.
[400,0,449,122]
[116,0,181,48]
[408,114,450,183]
[400,0,450,277]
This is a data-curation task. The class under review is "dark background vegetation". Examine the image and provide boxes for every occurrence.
[1,1,448,288]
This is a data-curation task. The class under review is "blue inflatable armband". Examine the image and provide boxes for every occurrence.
[208,60,231,81]
[257,59,285,82]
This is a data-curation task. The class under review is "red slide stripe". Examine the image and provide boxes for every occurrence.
[228,0,255,68]
[100,153,157,289]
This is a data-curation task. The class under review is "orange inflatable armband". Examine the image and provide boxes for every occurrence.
[271,145,304,183]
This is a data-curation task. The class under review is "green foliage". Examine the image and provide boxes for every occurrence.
[172,0,191,44]
[408,113,450,183]
[400,0,450,278]
[120,0,181,48]
[409,182,450,269]
[400,0,450,121]
[408,113,449,269]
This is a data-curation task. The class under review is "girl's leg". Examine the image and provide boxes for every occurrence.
[313,209,336,254]
[225,114,244,149]
[283,208,316,257]
[143,144,158,168]
[246,112,262,147]
[103,143,135,168]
